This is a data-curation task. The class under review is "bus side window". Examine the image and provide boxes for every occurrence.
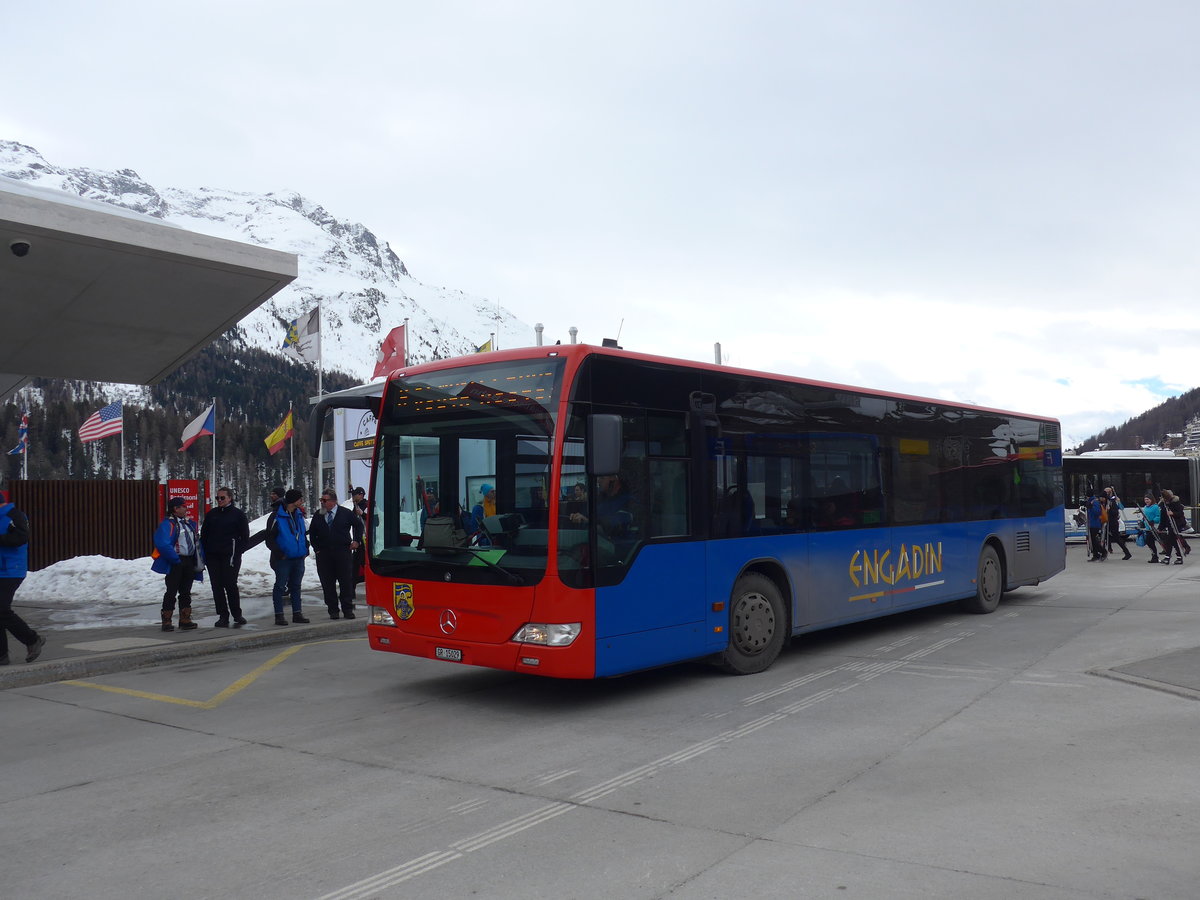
[648,459,688,538]
[809,436,883,529]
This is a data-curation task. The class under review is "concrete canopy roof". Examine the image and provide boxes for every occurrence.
[0,177,298,399]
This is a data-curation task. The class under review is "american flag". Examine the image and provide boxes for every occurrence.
[79,401,124,442]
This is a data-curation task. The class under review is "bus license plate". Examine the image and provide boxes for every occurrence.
[435,647,463,661]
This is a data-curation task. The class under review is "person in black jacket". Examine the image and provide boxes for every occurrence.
[310,489,364,619]
[351,486,368,522]
[246,486,285,549]
[1159,489,1192,564]
[1103,487,1132,560]
[201,486,251,627]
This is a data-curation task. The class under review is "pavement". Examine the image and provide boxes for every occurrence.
[0,595,365,690]
[4,545,1200,697]
[1098,643,1200,699]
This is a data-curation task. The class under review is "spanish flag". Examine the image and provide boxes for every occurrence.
[264,411,294,456]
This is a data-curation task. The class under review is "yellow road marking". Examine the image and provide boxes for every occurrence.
[61,638,364,709]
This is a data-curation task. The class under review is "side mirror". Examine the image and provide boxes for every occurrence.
[588,414,623,476]
[307,395,377,458]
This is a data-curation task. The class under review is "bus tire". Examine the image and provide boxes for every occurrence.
[960,544,1002,614]
[719,573,788,675]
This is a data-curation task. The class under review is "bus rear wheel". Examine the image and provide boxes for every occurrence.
[960,545,1003,614]
[720,573,788,675]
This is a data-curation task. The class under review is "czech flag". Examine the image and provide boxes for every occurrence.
[179,403,216,451]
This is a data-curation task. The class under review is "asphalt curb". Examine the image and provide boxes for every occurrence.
[0,619,366,690]
[1090,644,1200,702]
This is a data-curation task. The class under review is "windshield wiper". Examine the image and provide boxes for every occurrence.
[373,552,525,585]
[458,548,525,585]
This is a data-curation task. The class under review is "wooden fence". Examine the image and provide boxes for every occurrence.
[8,480,161,572]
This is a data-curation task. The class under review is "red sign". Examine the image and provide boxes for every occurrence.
[165,479,207,520]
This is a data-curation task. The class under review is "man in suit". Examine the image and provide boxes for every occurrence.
[310,489,365,619]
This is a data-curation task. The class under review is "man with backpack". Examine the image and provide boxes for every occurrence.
[152,497,203,631]
[0,491,45,664]
[266,489,310,624]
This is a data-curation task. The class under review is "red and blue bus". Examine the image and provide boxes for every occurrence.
[310,344,1065,678]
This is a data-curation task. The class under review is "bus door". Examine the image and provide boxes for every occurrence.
[588,410,705,633]
[586,408,709,674]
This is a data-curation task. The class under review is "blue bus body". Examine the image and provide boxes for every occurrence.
[593,519,1062,676]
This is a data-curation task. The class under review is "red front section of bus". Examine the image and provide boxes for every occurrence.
[363,570,597,679]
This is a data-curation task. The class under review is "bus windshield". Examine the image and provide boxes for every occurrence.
[368,357,565,585]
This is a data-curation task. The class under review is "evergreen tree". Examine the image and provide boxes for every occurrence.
[1,329,356,515]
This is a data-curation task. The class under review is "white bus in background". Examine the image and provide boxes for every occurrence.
[1063,450,1200,540]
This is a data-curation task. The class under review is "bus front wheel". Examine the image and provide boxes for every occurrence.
[961,545,1003,614]
[720,573,788,675]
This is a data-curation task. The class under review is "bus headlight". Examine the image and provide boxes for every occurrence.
[371,607,397,626]
[512,623,582,646]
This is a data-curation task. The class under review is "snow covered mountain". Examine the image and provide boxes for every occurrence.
[0,140,532,381]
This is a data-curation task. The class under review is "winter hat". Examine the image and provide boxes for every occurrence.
[284,489,303,505]
[270,485,286,499]
[352,486,365,497]
[480,483,494,496]
[168,497,187,510]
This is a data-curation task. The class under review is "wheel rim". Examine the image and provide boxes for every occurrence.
[981,555,1000,602]
[731,591,776,655]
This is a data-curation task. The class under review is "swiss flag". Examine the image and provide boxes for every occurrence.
[373,325,407,378]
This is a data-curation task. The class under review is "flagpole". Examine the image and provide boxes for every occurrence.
[120,406,125,480]
[289,400,295,489]
[316,299,323,495]
[211,396,217,508]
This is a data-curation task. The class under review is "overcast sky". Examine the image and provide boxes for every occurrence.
[7,1,1200,444]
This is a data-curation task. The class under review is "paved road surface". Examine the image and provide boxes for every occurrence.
[3,547,1198,899]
